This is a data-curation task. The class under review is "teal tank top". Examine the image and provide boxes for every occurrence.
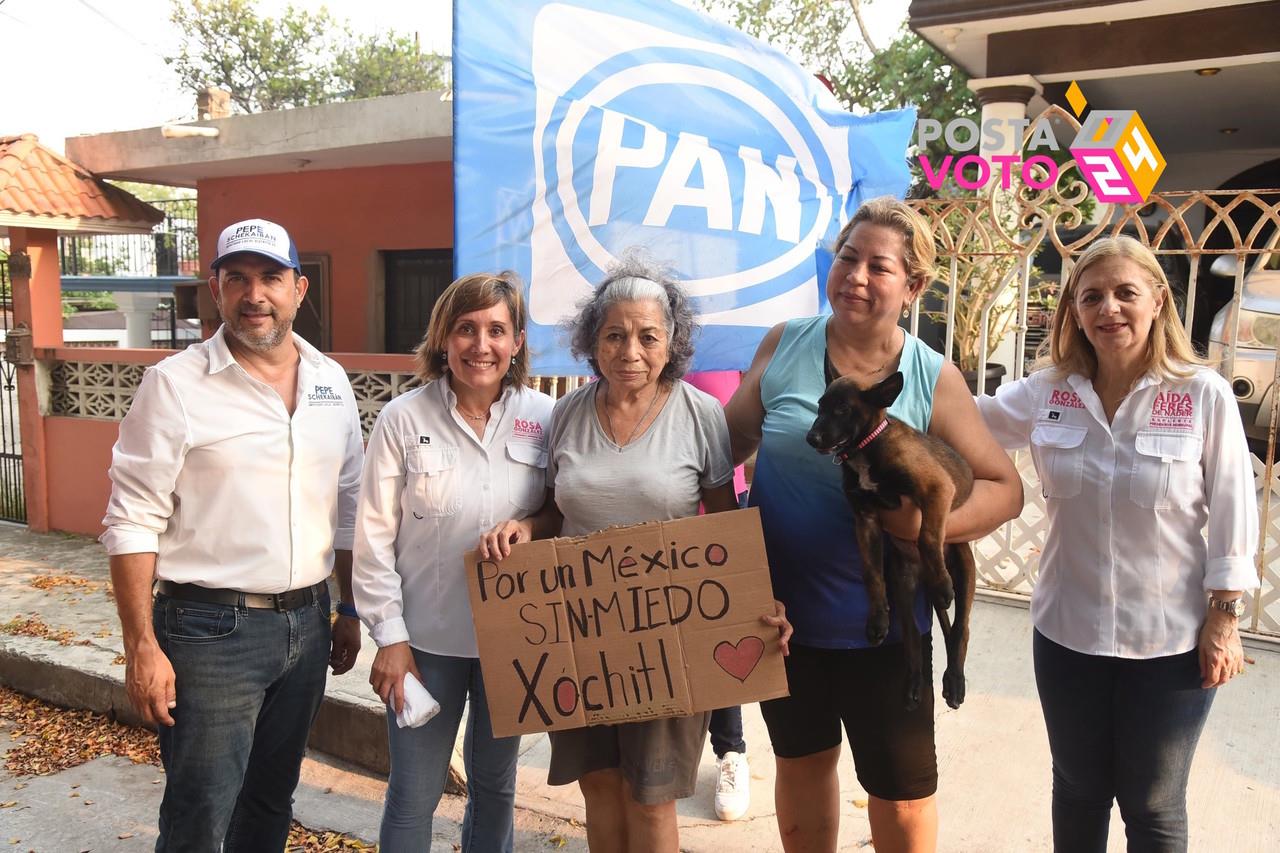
[749,315,944,648]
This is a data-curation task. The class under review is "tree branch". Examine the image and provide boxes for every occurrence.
[847,0,879,55]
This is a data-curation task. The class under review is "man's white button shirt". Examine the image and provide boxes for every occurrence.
[101,326,364,593]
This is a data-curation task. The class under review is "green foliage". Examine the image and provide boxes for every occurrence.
[331,32,449,101]
[166,0,448,114]
[841,30,975,172]
[697,0,856,70]
[105,181,196,203]
[921,242,1051,373]
[61,292,118,318]
[694,1,975,185]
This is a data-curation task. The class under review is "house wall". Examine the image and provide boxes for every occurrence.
[46,416,120,537]
[197,162,454,352]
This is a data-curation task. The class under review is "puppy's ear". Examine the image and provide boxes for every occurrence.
[868,371,905,409]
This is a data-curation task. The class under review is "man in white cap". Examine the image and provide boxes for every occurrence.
[103,218,364,850]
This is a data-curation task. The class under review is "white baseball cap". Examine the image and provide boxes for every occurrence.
[210,218,300,272]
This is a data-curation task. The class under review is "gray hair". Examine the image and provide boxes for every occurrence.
[567,254,698,385]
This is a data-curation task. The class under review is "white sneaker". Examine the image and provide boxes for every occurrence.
[714,751,750,821]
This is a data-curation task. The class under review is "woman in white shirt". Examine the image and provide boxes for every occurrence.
[978,236,1258,852]
[352,272,554,852]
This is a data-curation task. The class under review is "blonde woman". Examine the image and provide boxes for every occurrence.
[726,197,1023,852]
[978,236,1258,851]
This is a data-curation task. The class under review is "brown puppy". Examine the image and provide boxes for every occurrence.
[806,369,976,710]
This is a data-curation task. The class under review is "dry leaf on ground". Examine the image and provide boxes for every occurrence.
[285,820,374,851]
[0,615,79,645]
[0,687,159,776]
[29,575,97,593]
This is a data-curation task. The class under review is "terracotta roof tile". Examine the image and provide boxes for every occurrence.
[0,134,163,230]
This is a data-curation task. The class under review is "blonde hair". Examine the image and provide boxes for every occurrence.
[835,196,937,291]
[413,271,531,387]
[1037,235,1203,381]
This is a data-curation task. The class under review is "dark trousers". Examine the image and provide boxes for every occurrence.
[1033,630,1214,853]
[709,488,750,761]
[153,591,331,852]
[710,706,746,758]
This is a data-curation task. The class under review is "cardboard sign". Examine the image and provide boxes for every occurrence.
[465,508,789,737]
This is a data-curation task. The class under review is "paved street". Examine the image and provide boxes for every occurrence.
[1,523,1278,851]
[0,717,589,852]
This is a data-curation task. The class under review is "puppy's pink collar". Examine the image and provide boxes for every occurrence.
[833,418,889,464]
[857,418,890,449]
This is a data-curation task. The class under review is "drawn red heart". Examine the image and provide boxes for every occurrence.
[713,636,765,683]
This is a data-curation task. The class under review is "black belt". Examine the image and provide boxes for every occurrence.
[155,579,327,611]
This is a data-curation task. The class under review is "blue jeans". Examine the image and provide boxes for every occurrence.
[380,649,520,853]
[710,706,746,758]
[153,590,331,852]
[1033,630,1215,853]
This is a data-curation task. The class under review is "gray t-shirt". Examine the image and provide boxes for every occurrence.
[547,379,733,537]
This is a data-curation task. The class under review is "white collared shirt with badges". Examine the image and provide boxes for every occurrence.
[353,376,554,658]
[978,366,1258,659]
[101,326,364,592]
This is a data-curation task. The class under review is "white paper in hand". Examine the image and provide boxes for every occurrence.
[396,672,441,729]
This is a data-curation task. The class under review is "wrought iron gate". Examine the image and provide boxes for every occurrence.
[0,258,24,523]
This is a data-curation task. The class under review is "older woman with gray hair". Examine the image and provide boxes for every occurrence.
[480,256,791,852]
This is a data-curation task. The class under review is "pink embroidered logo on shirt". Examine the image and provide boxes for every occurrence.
[1049,389,1086,409]
[513,418,544,441]
[1149,391,1195,430]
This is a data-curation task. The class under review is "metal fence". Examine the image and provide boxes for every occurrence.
[58,198,198,279]
[149,299,201,350]
[904,105,1280,637]
[0,258,25,523]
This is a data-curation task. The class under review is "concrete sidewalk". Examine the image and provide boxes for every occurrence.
[1,523,1277,851]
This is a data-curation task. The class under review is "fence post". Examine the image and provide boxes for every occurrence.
[8,227,64,531]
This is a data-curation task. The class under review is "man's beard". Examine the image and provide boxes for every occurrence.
[224,308,292,353]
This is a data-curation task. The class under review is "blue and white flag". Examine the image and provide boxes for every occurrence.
[454,0,915,373]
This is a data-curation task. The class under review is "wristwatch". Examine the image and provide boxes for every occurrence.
[1208,596,1246,618]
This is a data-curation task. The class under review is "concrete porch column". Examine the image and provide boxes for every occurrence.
[8,226,64,531]
[964,76,1042,382]
[113,292,165,349]
[967,75,1042,158]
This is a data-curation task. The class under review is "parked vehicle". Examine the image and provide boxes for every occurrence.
[1208,231,1280,456]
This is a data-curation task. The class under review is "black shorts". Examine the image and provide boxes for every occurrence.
[760,637,937,801]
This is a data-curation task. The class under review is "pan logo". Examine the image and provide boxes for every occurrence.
[526,4,854,328]
[1065,81,1166,204]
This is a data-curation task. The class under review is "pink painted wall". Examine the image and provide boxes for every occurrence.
[41,348,170,537]
[196,162,454,352]
[46,416,120,537]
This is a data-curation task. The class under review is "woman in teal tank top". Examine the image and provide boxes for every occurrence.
[726,197,1023,852]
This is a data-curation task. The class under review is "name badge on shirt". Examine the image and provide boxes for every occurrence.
[1148,391,1195,432]
[305,385,344,407]
[1047,388,1086,409]
[511,417,544,443]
